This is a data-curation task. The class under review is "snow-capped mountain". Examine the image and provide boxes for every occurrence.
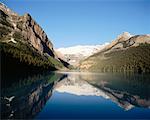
[55,72,109,98]
[57,43,109,65]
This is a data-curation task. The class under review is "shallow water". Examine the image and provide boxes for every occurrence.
[1,72,150,119]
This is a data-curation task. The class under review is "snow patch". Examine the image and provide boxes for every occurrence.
[7,38,17,44]
[57,43,109,56]
[57,43,109,65]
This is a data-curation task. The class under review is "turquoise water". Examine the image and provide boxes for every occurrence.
[1,72,150,119]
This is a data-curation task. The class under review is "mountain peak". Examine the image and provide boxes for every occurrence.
[117,32,132,41]
[0,2,18,16]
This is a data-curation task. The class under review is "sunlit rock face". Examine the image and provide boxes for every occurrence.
[104,32,150,51]
[55,72,150,111]
[0,3,70,72]
[0,3,57,57]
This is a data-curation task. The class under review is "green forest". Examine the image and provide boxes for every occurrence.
[0,41,64,77]
[81,43,150,73]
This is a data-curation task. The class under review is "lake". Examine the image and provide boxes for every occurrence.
[1,71,150,119]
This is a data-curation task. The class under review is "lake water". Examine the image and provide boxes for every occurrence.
[1,72,150,119]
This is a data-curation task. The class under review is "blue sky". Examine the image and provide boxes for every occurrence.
[2,0,150,48]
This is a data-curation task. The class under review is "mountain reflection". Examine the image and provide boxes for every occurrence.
[1,72,150,119]
[55,72,150,111]
[1,72,67,119]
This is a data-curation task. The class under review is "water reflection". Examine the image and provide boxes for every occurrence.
[1,72,67,119]
[55,72,150,111]
[1,71,150,119]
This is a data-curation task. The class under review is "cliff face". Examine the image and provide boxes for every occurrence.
[0,3,56,57]
[0,3,69,73]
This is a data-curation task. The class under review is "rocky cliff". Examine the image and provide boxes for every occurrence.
[0,3,68,74]
[0,3,57,57]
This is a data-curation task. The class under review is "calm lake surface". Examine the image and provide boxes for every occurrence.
[1,72,150,119]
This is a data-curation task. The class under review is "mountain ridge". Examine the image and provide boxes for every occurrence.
[79,32,150,73]
[0,2,69,76]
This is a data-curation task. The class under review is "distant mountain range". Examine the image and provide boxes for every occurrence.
[0,3,69,75]
[57,43,109,65]
[79,32,150,73]
[57,32,150,73]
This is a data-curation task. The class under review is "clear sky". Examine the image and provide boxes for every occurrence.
[2,0,150,48]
